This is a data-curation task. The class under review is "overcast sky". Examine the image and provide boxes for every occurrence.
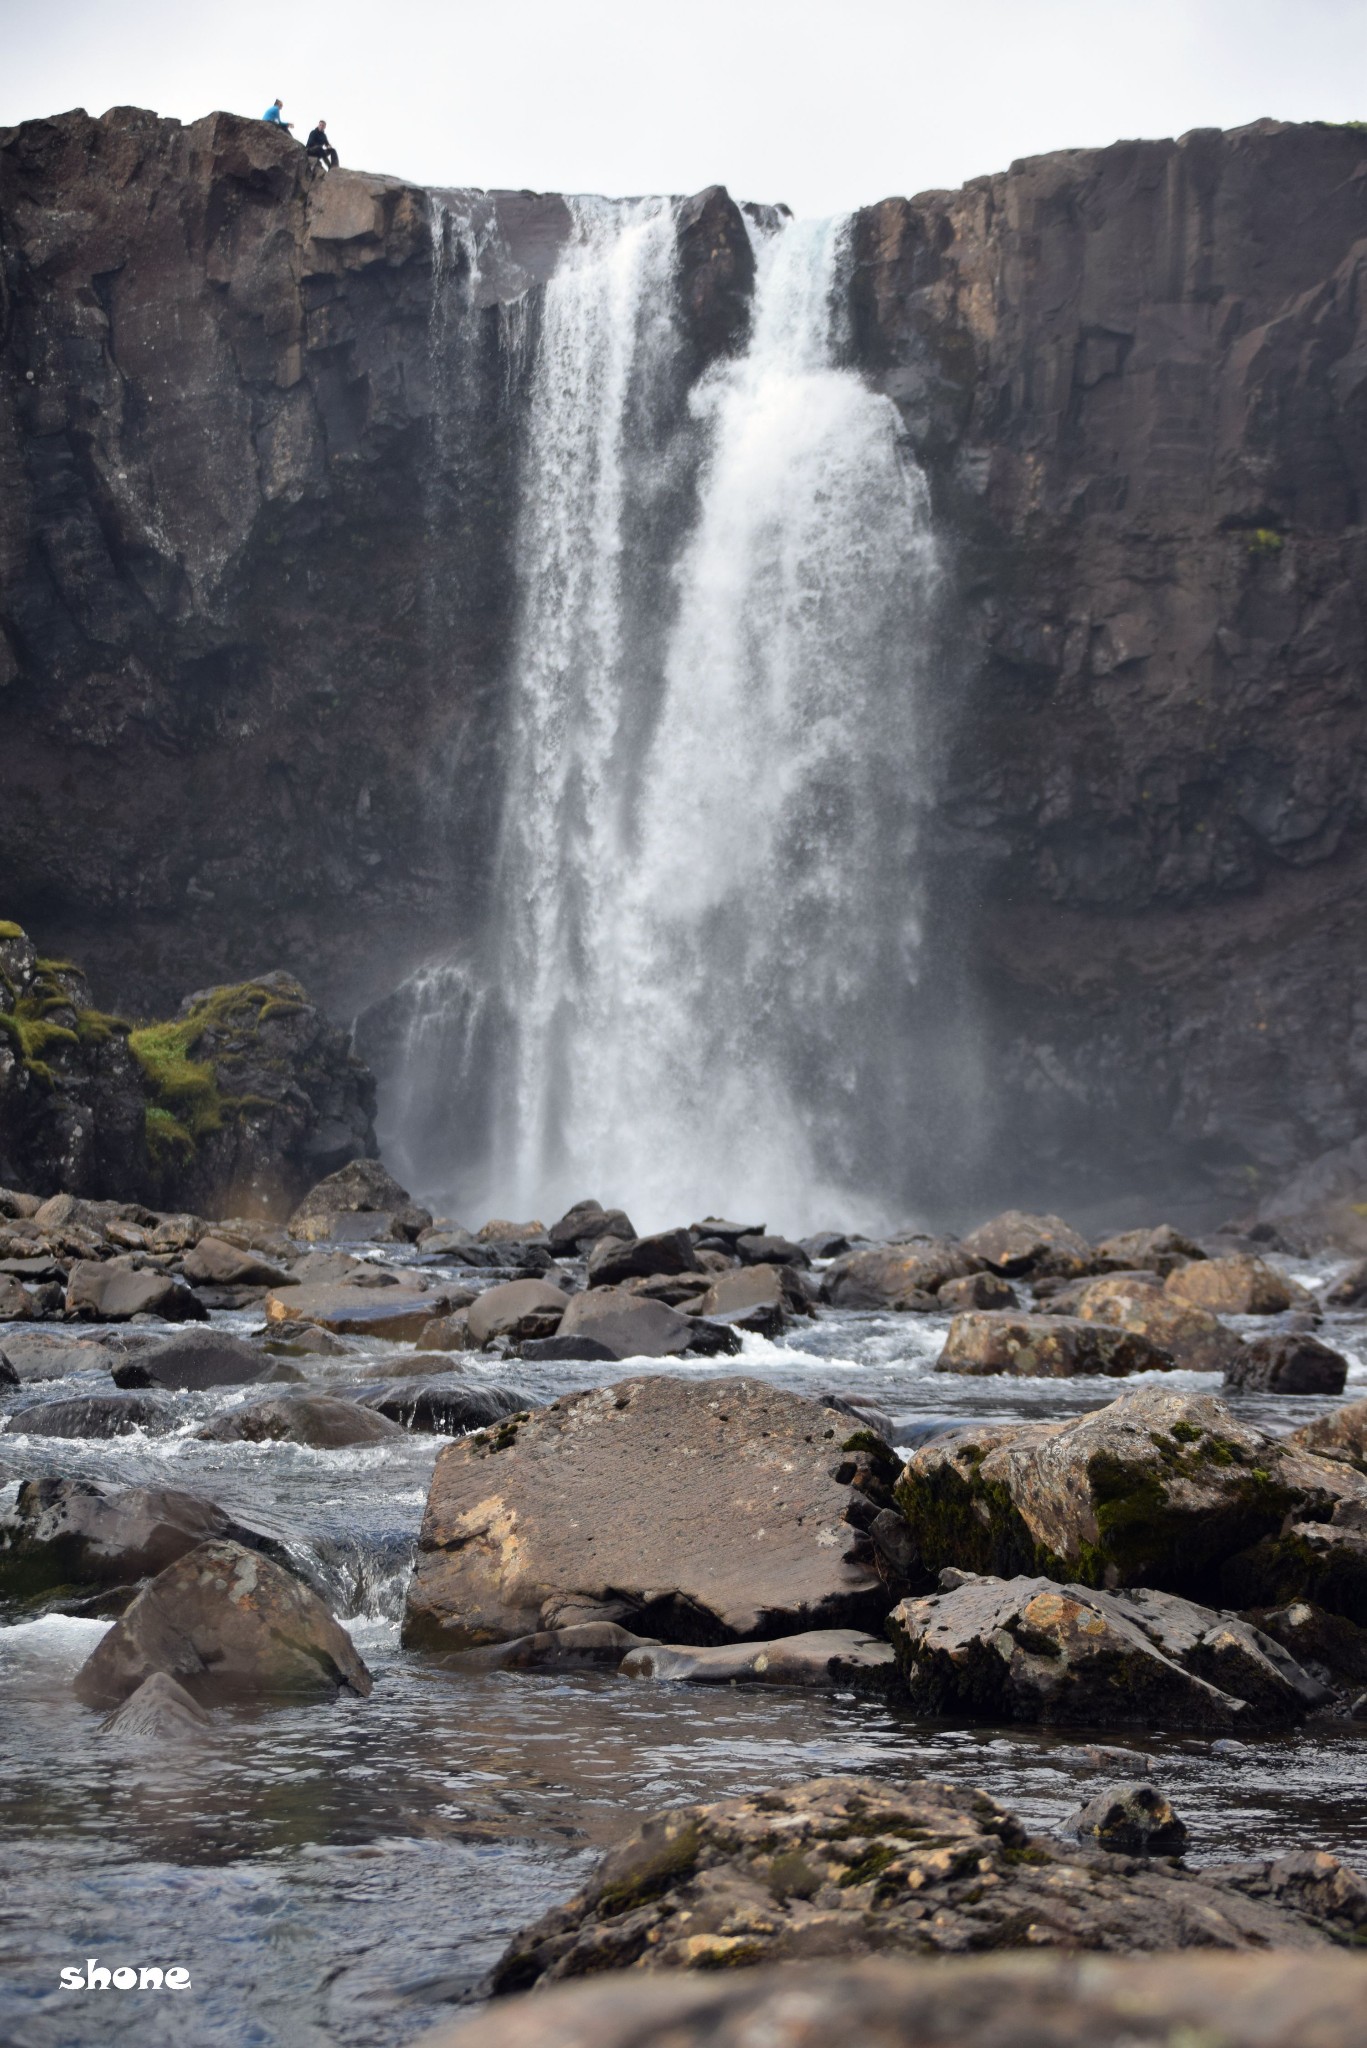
[3,0,1364,217]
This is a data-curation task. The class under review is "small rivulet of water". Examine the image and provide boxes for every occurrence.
[391,200,942,1232]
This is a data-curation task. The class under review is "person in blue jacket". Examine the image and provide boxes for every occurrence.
[263,99,293,130]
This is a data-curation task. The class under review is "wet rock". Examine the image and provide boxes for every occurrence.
[937,1271,1019,1311]
[1165,1255,1306,1316]
[1225,1512,1367,1626]
[74,1539,372,1707]
[556,1289,696,1360]
[180,1236,292,1287]
[823,1237,979,1309]
[894,1386,1354,1597]
[519,1333,620,1363]
[1071,1273,1244,1372]
[356,1380,530,1435]
[442,1622,656,1672]
[620,1630,897,1690]
[0,1349,16,1388]
[64,1256,208,1322]
[962,1210,1093,1278]
[486,1775,1363,1993]
[587,1230,700,1287]
[692,1262,809,1334]
[264,1278,451,1341]
[1224,1332,1348,1394]
[1325,1260,1367,1308]
[887,1573,1323,1728]
[690,1217,764,1246]
[3,1392,169,1439]
[417,1225,478,1254]
[800,1231,854,1260]
[417,1310,475,1351]
[1248,1600,1367,1690]
[1289,1400,1367,1470]
[547,1201,637,1256]
[478,1219,546,1243]
[1065,1781,1189,1855]
[0,1331,115,1380]
[291,1208,411,1245]
[402,1377,901,1651]
[263,1323,349,1358]
[424,1950,1367,2048]
[734,1233,809,1267]
[287,1158,431,1240]
[197,1395,405,1448]
[102,1670,212,1740]
[112,1327,284,1391]
[936,1310,1173,1377]
[1094,1224,1207,1276]
[0,1476,282,1607]
[466,1279,569,1348]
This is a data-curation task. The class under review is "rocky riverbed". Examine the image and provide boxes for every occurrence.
[4,1171,1367,2045]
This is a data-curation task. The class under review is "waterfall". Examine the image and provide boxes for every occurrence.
[390,201,942,1234]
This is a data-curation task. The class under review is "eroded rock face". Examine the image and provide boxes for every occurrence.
[487,1775,1366,1992]
[401,1377,903,1651]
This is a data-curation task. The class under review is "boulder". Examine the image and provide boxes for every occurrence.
[887,1573,1323,1728]
[0,1349,16,1388]
[0,1331,113,1380]
[402,1377,903,1651]
[1065,1782,1189,1855]
[1094,1224,1206,1276]
[442,1622,658,1671]
[421,1952,1367,2048]
[1289,1400,1367,1469]
[823,1238,979,1309]
[692,1262,808,1334]
[477,1219,546,1243]
[520,1334,620,1363]
[416,1310,476,1350]
[417,1225,478,1253]
[64,1257,207,1323]
[0,1189,43,1220]
[1224,1332,1348,1394]
[486,1775,1367,1993]
[547,1200,637,1255]
[556,1289,696,1360]
[690,1217,764,1245]
[937,1271,1018,1311]
[587,1230,700,1287]
[800,1231,854,1259]
[936,1310,1173,1378]
[356,1380,529,1435]
[0,1274,36,1320]
[466,1278,569,1347]
[620,1631,897,1689]
[894,1386,1359,1598]
[291,1208,410,1245]
[1247,1600,1367,1690]
[264,1279,451,1341]
[1223,1509,1367,1625]
[287,1158,431,1239]
[734,1233,808,1268]
[1071,1274,1244,1372]
[102,1670,213,1740]
[0,1476,282,1607]
[3,1392,169,1439]
[112,1327,284,1391]
[197,1395,405,1447]
[74,1539,372,1706]
[962,1210,1093,1278]
[180,1236,291,1287]
[1165,1255,1305,1315]
[1325,1259,1367,1308]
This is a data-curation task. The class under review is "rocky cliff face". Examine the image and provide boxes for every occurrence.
[1,106,1363,1213]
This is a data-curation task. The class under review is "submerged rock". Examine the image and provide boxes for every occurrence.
[197,1395,405,1448]
[442,1623,656,1672]
[103,1671,212,1740]
[1065,1781,1189,1855]
[402,1377,903,1651]
[74,1539,372,1707]
[2,1391,169,1439]
[487,1774,1366,1992]
[937,1309,1173,1378]
[113,1326,285,1391]
[619,1630,897,1690]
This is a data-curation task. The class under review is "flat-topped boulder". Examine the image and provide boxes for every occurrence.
[402,1377,903,1651]
[65,1256,207,1323]
[466,1278,568,1347]
[180,1236,292,1287]
[962,1210,1093,1278]
[937,1310,1174,1377]
[487,1775,1367,1994]
[555,1289,700,1360]
[264,1277,453,1341]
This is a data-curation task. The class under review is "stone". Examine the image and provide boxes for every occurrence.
[417,1225,477,1253]
[547,1200,637,1255]
[620,1630,897,1689]
[1094,1225,1206,1276]
[0,1331,113,1380]
[692,1262,810,1333]
[263,1323,348,1357]
[0,1349,16,1387]
[0,1275,36,1320]
[800,1231,854,1259]
[894,1386,1357,1598]
[74,1539,372,1707]
[586,1230,701,1287]
[1325,1259,1367,1308]
[291,1208,409,1245]
[112,1327,283,1391]
[0,1189,44,1220]
[264,1279,450,1340]
[416,1311,475,1351]
[1289,1400,1367,1469]
[823,1238,980,1309]
[402,1377,903,1651]
[180,1235,292,1287]
[1224,1511,1367,1626]
[1165,1255,1305,1315]
[690,1217,764,1245]
[3,1392,169,1438]
[102,1670,213,1739]
[734,1233,809,1267]
[1247,1600,1367,1690]
[519,1333,620,1362]
[485,1775,1367,1994]
[477,1219,546,1243]
[356,1380,530,1435]
[1065,1781,1189,1855]
[1071,1273,1244,1372]
[936,1310,1174,1377]
[1224,1332,1348,1394]
[419,1951,1367,2048]
[0,1476,282,1606]
[962,1210,1093,1278]
[441,1623,656,1672]
[556,1289,696,1360]
[466,1278,569,1347]
[197,1395,405,1447]
[937,1271,1018,1311]
[887,1573,1323,1728]
[64,1257,207,1323]
[287,1158,430,1239]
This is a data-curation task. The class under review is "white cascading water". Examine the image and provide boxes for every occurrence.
[395,200,941,1232]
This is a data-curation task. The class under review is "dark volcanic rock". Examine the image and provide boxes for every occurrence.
[3,1391,169,1439]
[586,1230,701,1287]
[547,1200,637,1256]
[487,1775,1366,1991]
[0,1476,282,1607]
[1065,1782,1189,1856]
[356,1380,530,1436]
[673,185,756,369]
[74,1538,372,1706]
[197,1395,404,1448]
[112,1327,283,1391]
[401,1377,902,1651]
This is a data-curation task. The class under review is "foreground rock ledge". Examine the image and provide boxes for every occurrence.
[420,1950,1367,2048]
[402,1377,903,1651]
[486,1775,1367,1992]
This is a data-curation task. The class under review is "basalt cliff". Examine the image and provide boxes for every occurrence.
[1,106,1364,1215]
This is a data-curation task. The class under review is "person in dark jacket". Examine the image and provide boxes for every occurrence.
[306,120,339,170]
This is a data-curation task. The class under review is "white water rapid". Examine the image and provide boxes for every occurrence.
[393,200,943,1233]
